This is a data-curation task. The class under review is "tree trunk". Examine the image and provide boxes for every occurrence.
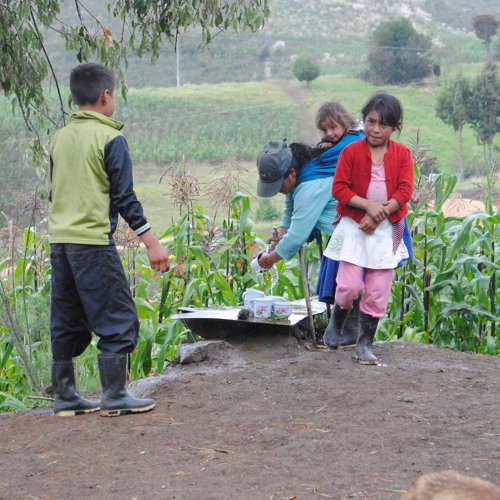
[458,122,465,181]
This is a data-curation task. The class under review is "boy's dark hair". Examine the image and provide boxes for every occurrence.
[70,63,116,106]
[362,92,403,131]
[315,100,358,131]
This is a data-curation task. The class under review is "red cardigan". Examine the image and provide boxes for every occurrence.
[332,138,414,223]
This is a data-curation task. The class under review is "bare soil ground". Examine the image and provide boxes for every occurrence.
[1,336,499,500]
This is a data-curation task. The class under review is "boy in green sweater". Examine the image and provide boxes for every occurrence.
[49,63,170,417]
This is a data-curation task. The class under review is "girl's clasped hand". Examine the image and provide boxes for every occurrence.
[359,200,391,234]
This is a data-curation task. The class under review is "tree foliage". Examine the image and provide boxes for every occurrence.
[436,77,471,133]
[472,14,499,59]
[466,61,500,170]
[366,18,433,85]
[435,76,471,179]
[0,0,271,138]
[292,56,320,88]
[255,199,280,221]
[435,62,499,173]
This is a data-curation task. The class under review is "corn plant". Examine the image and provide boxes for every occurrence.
[0,225,52,410]
[383,162,499,355]
[2,158,498,411]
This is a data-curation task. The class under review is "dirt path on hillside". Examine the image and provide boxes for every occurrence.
[278,81,318,145]
[1,338,499,500]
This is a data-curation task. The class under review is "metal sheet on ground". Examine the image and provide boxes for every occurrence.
[171,297,326,339]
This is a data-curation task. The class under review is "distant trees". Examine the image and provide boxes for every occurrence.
[436,15,499,175]
[467,62,500,171]
[0,0,271,138]
[472,14,499,60]
[435,77,471,180]
[292,56,320,88]
[255,199,280,221]
[366,18,434,85]
[436,62,499,174]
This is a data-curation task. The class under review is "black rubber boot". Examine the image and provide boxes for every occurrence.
[339,297,361,347]
[98,354,155,417]
[323,303,350,349]
[355,312,380,365]
[52,360,100,416]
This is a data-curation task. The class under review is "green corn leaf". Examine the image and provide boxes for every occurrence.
[449,218,474,256]
[189,246,211,271]
[134,297,156,317]
[0,392,27,410]
[0,343,15,372]
[231,192,252,234]
[182,278,203,307]
[450,255,500,272]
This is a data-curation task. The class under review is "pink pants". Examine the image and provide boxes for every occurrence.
[335,261,394,318]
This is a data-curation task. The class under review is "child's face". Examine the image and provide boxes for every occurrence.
[364,110,395,148]
[318,119,346,145]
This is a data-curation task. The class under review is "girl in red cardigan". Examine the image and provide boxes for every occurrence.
[324,92,414,364]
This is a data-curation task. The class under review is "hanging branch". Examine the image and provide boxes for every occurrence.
[30,6,67,127]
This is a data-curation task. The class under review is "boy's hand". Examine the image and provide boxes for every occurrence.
[139,230,170,272]
[147,244,170,272]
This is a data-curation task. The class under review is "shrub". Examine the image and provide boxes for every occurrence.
[255,199,280,221]
[292,56,320,88]
[367,18,433,85]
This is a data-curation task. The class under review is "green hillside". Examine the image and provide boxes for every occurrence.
[41,0,497,88]
[119,72,496,231]
[1,0,499,231]
[1,67,497,232]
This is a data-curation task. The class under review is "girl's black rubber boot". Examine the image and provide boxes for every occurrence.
[355,313,379,365]
[323,303,350,349]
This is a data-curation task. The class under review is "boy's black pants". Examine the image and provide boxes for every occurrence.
[50,243,139,361]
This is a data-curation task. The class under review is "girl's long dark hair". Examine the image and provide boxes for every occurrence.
[289,142,333,173]
[362,92,404,131]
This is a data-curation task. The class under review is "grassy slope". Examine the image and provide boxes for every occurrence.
[126,82,297,232]
[129,68,498,233]
[1,67,495,235]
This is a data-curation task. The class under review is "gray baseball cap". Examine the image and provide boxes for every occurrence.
[256,140,293,197]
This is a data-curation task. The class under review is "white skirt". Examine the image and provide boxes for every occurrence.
[324,216,408,269]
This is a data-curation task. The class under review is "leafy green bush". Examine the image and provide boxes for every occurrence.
[367,18,433,84]
[255,199,280,221]
[292,56,321,88]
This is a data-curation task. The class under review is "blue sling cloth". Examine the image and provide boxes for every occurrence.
[298,130,363,184]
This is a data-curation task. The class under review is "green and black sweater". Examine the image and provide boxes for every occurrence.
[49,110,150,245]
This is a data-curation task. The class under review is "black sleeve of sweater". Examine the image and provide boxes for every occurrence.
[49,156,53,202]
[104,135,150,235]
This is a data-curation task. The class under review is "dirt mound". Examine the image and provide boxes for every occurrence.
[1,339,499,500]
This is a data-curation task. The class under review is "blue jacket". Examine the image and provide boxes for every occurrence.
[275,131,365,260]
[298,130,364,183]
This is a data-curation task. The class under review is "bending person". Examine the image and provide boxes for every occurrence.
[255,101,365,346]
